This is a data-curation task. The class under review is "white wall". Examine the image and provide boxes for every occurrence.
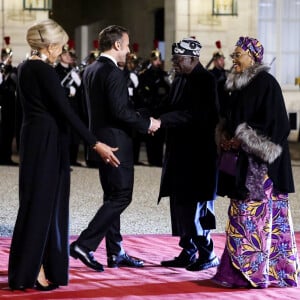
[0,0,49,64]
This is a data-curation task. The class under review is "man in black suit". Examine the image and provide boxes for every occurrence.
[70,25,160,271]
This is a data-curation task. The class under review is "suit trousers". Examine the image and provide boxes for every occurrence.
[170,197,216,259]
[76,160,134,256]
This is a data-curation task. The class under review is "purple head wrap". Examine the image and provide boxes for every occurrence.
[235,36,264,63]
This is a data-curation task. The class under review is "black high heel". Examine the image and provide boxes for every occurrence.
[35,280,59,291]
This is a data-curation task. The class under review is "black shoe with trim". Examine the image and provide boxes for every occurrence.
[107,253,144,268]
[186,256,220,271]
[161,250,197,268]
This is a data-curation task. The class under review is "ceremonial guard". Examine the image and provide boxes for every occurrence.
[123,52,145,164]
[138,49,170,166]
[208,50,229,116]
[0,36,18,165]
[55,41,84,166]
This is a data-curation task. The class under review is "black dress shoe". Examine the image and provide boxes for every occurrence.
[161,251,197,268]
[70,241,104,272]
[107,253,144,268]
[186,256,220,271]
[35,280,59,291]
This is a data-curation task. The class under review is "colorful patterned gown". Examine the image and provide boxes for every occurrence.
[212,177,299,288]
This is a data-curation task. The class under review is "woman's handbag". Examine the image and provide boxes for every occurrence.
[218,151,238,176]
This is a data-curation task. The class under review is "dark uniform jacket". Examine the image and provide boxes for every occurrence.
[0,64,17,162]
[138,64,170,116]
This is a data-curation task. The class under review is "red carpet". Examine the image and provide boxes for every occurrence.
[0,234,299,300]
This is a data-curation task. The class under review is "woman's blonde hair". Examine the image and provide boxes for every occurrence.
[26,19,69,51]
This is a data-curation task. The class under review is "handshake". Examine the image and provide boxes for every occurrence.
[148,117,161,135]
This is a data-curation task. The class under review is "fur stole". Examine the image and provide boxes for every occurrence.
[235,123,282,164]
[225,63,270,91]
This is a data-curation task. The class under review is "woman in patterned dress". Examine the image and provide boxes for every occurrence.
[212,36,299,288]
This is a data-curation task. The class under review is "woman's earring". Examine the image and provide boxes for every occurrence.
[31,49,39,56]
[40,53,48,61]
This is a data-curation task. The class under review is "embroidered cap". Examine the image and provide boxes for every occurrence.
[235,36,264,63]
[172,38,202,57]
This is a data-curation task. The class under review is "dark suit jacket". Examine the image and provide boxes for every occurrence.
[83,56,150,163]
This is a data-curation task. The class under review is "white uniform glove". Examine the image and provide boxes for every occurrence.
[69,86,76,97]
[71,70,81,86]
[128,87,133,96]
[129,72,139,88]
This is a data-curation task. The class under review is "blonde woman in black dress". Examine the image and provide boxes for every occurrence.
[8,19,120,291]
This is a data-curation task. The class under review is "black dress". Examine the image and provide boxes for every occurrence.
[8,59,97,289]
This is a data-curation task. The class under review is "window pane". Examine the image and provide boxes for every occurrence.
[282,53,299,84]
[282,21,300,52]
[282,0,300,19]
[259,0,276,18]
[259,21,276,52]
[258,0,300,86]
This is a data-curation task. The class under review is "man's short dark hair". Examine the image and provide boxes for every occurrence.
[98,25,129,52]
